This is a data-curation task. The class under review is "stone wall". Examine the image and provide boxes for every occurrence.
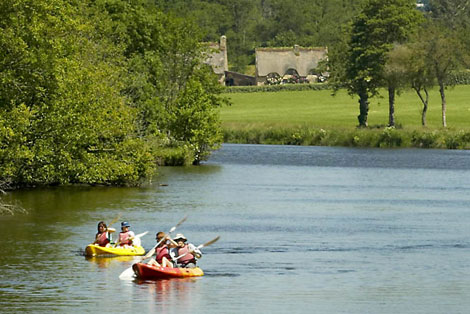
[203,35,228,84]
[255,45,327,85]
[224,71,256,86]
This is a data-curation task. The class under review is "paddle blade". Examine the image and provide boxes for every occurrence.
[143,246,156,259]
[108,213,121,227]
[119,266,135,280]
[135,231,148,239]
[198,236,220,249]
[169,215,188,233]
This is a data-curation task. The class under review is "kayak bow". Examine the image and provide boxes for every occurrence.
[85,244,145,257]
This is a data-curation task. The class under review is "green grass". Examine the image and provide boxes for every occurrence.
[220,85,470,131]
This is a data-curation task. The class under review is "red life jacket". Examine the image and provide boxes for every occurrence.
[177,244,195,265]
[156,246,170,264]
[119,232,133,246]
[96,232,109,247]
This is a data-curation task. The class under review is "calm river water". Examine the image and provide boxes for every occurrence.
[1,144,470,313]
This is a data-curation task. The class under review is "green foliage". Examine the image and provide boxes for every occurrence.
[329,0,423,126]
[377,127,406,147]
[0,0,227,187]
[446,71,470,85]
[223,126,470,150]
[153,146,194,166]
[154,0,367,71]
[224,83,330,93]
[0,0,157,187]
[98,1,225,163]
[168,78,223,164]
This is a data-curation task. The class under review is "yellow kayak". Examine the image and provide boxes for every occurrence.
[85,244,146,257]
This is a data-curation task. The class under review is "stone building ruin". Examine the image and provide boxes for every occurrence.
[203,35,228,84]
[204,36,328,86]
[255,45,328,85]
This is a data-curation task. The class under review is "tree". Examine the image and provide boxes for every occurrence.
[0,0,156,186]
[168,76,223,164]
[418,21,464,127]
[429,0,470,29]
[383,45,410,127]
[153,0,369,72]
[96,0,226,163]
[402,42,435,126]
[330,0,422,127]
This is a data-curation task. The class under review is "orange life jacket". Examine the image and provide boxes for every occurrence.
[156,246,170,264]
[119,232,133,246]
[96,232,109,247]
[177,245,196,265]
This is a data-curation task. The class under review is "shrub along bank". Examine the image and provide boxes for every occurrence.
[223,127,470,149]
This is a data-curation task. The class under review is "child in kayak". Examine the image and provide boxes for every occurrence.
[148,231,177,267]
[170,233,202,268]
[93,221,115,247]
[116,221,135,248]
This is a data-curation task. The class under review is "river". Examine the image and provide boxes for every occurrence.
[1,144,470,313]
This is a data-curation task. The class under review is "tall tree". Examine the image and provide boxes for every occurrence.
[330,0,422,127]
[402,42,435,126]
[383,45,410,127]
[418,21,464,127]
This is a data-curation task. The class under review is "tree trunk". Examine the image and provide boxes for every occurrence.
[357,90,369,127]
[388,86,395,127]
[439,81,447,127]
[414,87,429,127]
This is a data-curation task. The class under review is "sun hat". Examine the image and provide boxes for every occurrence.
[173,233,187,241]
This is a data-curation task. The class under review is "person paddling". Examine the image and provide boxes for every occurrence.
[170,233,202,268]
[93,221,115,247]
[116,221,135,247]
[148,231,177,267]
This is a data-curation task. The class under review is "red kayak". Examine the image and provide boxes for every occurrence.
[132,263,204,279]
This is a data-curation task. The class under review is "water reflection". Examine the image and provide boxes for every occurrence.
[86,256,137,269]
[134,278,202,313]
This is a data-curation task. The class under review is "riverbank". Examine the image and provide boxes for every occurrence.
[223,126,470,149]
[220,85,470,149]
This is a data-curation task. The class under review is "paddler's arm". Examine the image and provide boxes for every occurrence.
[128,231,136,241]
[107,228,115,244]
[166,236,178,247]
[188,243,202,259]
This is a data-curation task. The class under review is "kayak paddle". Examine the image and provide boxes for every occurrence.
[173,236,220,261]
[118,216,187,280]
[107,213,121,228]
[142,215,188,261]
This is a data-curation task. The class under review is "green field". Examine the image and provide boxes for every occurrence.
[221,85,470,131]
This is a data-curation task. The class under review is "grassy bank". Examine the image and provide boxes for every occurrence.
[220,85,470,148]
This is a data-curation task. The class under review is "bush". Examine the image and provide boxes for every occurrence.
[224,83,331,93]
[377,127,405,148]
[446,71,470,86]
[410,131,440,148]
[223,126,470,150]
[154,146,194,166]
